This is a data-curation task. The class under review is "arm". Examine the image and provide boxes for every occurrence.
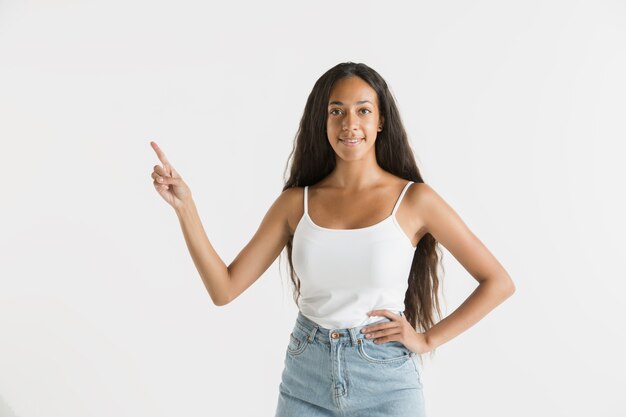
[175,188,293,306]
[411,183,516,350]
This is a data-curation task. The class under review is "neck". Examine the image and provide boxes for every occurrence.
[326,155,387,191]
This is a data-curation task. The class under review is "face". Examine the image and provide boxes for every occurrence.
[326,76,384,161]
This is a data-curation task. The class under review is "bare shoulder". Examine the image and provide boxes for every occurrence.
[405,181,470,244]
[404,182,446,228]
[272,185,302,206]
[278,186,305,236]
[393,181,430,243]
[401,181,433,212]
[406,181,436,204]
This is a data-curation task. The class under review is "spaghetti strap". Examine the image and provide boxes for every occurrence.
[304,186,309,215]
[391,181,414,216]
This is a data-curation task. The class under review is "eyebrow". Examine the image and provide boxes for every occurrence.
[328,100,373,106]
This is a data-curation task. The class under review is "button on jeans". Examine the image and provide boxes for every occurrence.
[274,310,426,416]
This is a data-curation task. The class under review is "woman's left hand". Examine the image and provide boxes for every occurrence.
[363,310,432,354]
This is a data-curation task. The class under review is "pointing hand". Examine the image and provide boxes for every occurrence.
[150,141,192,209]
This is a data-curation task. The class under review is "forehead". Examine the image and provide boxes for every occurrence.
[328,76,378,105]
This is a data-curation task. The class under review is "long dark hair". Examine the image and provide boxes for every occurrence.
[280,62,444,358]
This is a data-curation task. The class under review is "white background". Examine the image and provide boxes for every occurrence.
[1,1,625,416]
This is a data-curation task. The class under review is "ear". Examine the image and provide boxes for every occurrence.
[378,115,385,131]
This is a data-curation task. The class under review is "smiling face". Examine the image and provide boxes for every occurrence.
[326,76,384,161]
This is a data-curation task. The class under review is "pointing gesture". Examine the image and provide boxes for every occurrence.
[150,141,192,209]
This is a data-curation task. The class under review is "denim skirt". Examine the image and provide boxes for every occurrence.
[274,310,426,416]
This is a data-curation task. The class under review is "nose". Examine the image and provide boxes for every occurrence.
[342,110,359,131]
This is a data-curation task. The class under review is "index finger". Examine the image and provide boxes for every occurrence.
[150,141,171,167]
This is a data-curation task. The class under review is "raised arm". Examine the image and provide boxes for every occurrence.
[174,189,294,306]
[150,141,294,306]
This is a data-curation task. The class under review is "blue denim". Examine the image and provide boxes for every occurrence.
[275,310,426,416]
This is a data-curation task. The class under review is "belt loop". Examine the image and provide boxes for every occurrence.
[306,323,318,343]
[348,327,358,346]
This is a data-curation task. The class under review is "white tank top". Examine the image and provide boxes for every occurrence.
[292,181,416,329]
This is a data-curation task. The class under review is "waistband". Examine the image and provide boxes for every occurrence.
[293,310,405,346]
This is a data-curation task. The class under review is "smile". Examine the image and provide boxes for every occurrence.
[339,138,364,146]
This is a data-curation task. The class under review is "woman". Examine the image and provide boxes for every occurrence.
[149,62,516,416]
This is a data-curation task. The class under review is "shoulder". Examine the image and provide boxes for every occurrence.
[261,186,302,223]
[270,186,303,215]
[278,186,305,235]
[405,181,434,200]
[404,182,460,234]
[280,185,304,205]
[405,181,444,210]
[404,181,438,216]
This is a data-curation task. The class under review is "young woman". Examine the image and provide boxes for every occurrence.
[150,62,515,416]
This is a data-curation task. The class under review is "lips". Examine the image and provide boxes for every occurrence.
[339,137,364,143]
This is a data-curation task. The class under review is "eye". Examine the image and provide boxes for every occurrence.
[329,108,372,116]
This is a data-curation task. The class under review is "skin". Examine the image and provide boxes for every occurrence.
[325,75,385,182]
[149,76,516,355]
